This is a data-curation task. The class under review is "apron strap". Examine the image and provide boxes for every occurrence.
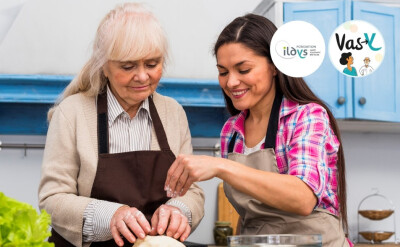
[97,90,109,154]
[264,90,283,149]
[228,132,238,153]
[227,90,283,153]
[96,90,172,154]
[148,96,171,152]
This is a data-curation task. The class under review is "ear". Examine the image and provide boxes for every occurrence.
[272,65,278,76]
[102,63,109,78]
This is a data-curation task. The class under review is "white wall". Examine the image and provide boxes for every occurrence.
[343,131,400,243]
[1,132,400,244]
[0,0,261,78]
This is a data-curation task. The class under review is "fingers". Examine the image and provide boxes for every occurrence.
[116,216,137,242]
[174,168,189,197]
[165,155,183,190]
[152,205,190,241]
[180,225,191,242]
[174,218,187,239]
[165,209,182,237]
[110,206,151,246]
[111,224,125,247]
[111,206,135,246]
[157,205,171,235]
[134,210,151,235]
[149,208,159,236]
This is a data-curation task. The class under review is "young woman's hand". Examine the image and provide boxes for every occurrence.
[165,154,220,197]
[110,206,151,246]
[149,204,190,241]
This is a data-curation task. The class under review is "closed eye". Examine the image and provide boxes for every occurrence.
[239,69,250,74]
[121,63,136,71]
[146,63,158,68]
[122,66,134,71]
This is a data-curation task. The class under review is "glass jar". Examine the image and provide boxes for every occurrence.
[227,234,322,247]
[214,221,233,246]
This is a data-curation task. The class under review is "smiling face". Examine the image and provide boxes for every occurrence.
[216,43,277,112]
[103,54,163,116]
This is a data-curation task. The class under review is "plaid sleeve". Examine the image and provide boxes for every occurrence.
[286,103,332,205]
[220,116,235,158]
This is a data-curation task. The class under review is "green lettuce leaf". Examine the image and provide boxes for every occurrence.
[0,192,54,247]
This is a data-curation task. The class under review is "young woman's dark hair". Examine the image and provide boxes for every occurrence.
[340,52,352,65]
[214,13,348,234]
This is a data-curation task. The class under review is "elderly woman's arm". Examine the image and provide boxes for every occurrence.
[38,102,94,247]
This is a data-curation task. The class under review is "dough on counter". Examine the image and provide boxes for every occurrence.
[133,236,185,247]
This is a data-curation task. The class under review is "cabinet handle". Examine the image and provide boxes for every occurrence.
[337,97,346,105]
[359,97,367,105]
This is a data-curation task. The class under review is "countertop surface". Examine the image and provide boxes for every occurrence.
[354,244,400,247]
[187,243,400,247]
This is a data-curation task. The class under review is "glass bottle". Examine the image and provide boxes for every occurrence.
[214,221,233,246]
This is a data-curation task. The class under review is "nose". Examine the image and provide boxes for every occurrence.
[134,67,149,82]
[226,73,240,88]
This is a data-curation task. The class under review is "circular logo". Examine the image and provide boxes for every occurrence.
[328,20,385,77]
[270,21,325,78]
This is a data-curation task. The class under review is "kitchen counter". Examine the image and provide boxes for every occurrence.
[190,243,400,247]
[206,245,400,247]
[207,244,398,246]
[354,244,400,247]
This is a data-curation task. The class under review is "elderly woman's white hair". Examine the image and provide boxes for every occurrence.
[48,2,168,120]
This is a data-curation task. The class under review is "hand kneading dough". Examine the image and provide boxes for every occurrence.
[133,236,185,247]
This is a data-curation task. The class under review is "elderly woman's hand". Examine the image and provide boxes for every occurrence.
[150,204,190,242]
[110,206,151,246]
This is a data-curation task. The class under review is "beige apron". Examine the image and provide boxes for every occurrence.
[223,92,349,247]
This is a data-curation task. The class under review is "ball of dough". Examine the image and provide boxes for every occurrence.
[133,236,186,247]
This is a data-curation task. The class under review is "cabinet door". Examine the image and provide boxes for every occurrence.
[353,1,400,122]
[284,1,351,118]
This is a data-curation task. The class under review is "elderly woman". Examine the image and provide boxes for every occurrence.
[38,3,204,247]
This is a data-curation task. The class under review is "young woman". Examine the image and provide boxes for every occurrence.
[38,3,204,247]
[165,14,351,247]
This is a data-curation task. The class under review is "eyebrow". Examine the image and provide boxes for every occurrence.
[121,57,162,63]
[216,60,248,69]
[145,57,162,62]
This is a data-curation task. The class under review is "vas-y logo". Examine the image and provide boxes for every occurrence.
[335,33,382,51]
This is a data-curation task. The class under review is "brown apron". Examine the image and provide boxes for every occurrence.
[223,91,349,247]
[49,91,175,247]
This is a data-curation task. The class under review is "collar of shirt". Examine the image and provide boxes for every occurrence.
[229,96,299,136]
[106,86,152,127]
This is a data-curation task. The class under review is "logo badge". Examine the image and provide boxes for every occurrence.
[270,21,325,78]
[328,20,385,77]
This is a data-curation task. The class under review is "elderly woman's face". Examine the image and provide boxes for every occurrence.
[103,55,163,116]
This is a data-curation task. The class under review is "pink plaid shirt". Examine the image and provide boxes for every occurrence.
[220,96,340,216]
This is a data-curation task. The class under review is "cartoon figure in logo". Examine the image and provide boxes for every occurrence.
[359,57,374,76]
[340,52,357,76]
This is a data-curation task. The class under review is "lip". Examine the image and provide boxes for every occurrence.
[230,89,248,99]
[129,85,150,91]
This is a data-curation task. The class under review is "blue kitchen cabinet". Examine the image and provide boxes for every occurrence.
[280,0,400,122]
[352,2,400,121]
[283,0,350,119]
[0,75,227,136]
